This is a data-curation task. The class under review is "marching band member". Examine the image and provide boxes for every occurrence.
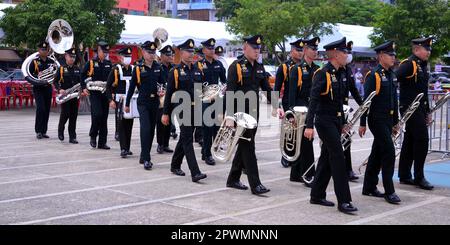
[343,41,364,181]
[106,47,135,158]
[125,41,165,170]
[199,38,227,166]
[54,48,82,144]
[225,35,275,195]
[288,37,320,186]
[156,45,175,154]
[161,39,207,182]
[397,37,434,190]
[305,37,357,214]
[81,40,113,150]
[275,38,304,168]
[27,40,55,139]
[359,41,401,204]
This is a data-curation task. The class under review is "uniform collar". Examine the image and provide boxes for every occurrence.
[411,54,427,65]
[326,62,338,74]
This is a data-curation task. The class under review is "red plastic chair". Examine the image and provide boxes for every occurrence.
[0,83,12,110]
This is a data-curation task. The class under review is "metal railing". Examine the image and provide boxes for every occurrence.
[428,91,450,157]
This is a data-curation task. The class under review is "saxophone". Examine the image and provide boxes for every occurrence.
[341,91,377,151]
[358,93,424,173]
[56,83,81,104]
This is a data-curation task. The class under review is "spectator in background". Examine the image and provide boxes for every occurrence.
[355,68,364,97]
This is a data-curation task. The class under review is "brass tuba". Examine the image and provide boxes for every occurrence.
[280,106,308,162]
[21,19,74,85]
[212,112,258,162]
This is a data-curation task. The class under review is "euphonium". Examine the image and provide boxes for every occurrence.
[201,82,226,102]
[341,91,376,150]
[56,83,81,104]
[212,112,258,162]
[22,19,73,85]
[85,77,107,93]
[280,106,308,162]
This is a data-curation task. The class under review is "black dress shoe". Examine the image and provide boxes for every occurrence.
[143,161,153,170]
[385,193,401,204]
[36,133,43,139]
[58,133,64,141]
[290,177,304,183]
[226,181,248,190]
[251,184,270,195]
[139,158,144,164]
[415,179,434,190]
[348,171,359,181]
[120,150,128,158]
[69,139,78,144]
[171,168,186,176]
[400,178,415,185]
[41,134,49,139]
[192,173,207,182]
[171,132,178,139]
[157,145,164,154]
[115,132,120,141]
[362,189,384,198]
[127,151,133,155]
[281,157,290,168]
[163,147,174,153]
[201,155,206,161]
[205,156,216,166]
[98,145,111,150]
[90,137,97,148]
[310,198,335,207]
[338,203,358,214]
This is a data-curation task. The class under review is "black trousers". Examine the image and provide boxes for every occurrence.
[311,116,352,204]
[171,124,201,176]
[202,102,218,158]
[33,85,52,134]
[119,118,134,152]
[227,128,262,189]
[398,109,429,181]
[89,92,109,146]
[137,99,158,161]
[157,108,171,147]
[115,105,120,135]
[290,129,315,180]
[363,115,396,195]
[58,98,78,139]
[194,126,203,142]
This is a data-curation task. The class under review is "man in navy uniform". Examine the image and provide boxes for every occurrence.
[82,40,113,150]
[107,47,135,158]
[27,40,55,139]
[125,41,165,170]
[359,41,401,204]
[397,37,434,190]
[304,37,357,214]
[53,47,82,144]
[198,38,227,166]
[156,45,175,154]
[225,35,276,195]
[162,39,207,183]
[275,38,304,168]
[288,37,320,186]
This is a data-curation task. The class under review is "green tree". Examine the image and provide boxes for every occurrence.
[338,0,385,26]
[215,0,241,21]
[0,0,125,50]
[226,0,341,60]
[370,0,450,60]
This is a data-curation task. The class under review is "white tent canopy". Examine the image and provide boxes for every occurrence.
[120,14,237,48]
[279,23,376,57]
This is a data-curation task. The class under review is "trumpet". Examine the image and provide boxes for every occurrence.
[280,106,308,162]
[358,93,424,173]
[212,112,258,162]
[56,83,81,104]
[85,77,107,93]
[341,91,377,151]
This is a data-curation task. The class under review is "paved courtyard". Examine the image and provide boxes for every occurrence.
[0,103,449,225]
